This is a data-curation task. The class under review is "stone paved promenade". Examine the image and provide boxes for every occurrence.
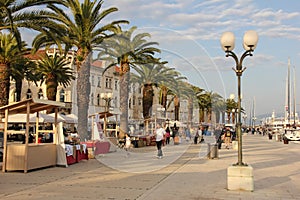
[1,134,300,200]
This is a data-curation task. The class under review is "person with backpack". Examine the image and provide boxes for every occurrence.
[224,127,232,149]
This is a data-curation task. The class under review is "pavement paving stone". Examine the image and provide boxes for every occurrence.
[0,134,300,200]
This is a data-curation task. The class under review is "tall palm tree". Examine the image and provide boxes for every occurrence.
[197,91,210,123]
[35,53,74,102]
[32,0,128,140]
[166,80,192,122]
[98,26,161,138]
[178,82,195,129]
[226,98,237,124]
[210,92,223,124]
[159,69,186,112]
[212,97,226,124]
[0,0,61,48]
[0,33,30,107]
[10,57,38,101]
[131,63,175,121]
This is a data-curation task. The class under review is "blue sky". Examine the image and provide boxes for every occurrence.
[99,0,300,118]
[20,0,300,118]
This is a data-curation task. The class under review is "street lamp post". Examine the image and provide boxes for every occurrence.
[100,92,113,136]
[101,92,113,112]
[220,30,258,166]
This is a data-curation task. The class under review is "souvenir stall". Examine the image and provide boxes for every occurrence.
[0,98,65,173]
[83,112,116,155]
[53,114,88,166]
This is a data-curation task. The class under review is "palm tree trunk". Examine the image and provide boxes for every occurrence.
[15,79,22,102]
[46,79,58,101]
[199,108,205,123]
[143,84,154,128]
[161,86,167,111]
[222,111,225,124]
[215,110,220,124]
[46,77,58,113]
[227,111,231,123]
[207,108,212,123]
[0,63,10,107]
[187,97,193,129]
[119,61,130,139]
[77,52,91,141]
[174,95,180,121]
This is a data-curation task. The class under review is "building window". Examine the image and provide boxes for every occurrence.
[38,88,44,99]
[114,97,117,107]
[97,94,100,106]
[105,78,112,89]
[91,93,94,105]
[97,77,101,87]
[59,89,65,102]
[129,98,131,109]
[26,89,32,99]
[91,75,95,86]
[114,80,118,90]
[13,90,17,102]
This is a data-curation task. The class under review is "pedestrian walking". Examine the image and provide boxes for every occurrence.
[171,123,179,143]
[124,133,131,157]
[155,123,165,159]
[165,126,171,145]
[194,129,199,144]
[224,127,232,149]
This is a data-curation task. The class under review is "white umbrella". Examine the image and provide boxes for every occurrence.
[169,120,187,127]
[65,114,78,124]
[5,113,42,123]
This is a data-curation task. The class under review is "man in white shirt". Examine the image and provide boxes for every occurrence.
[155,123,165,159]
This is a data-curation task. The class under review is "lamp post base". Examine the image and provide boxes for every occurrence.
[227,165,254,191]
[232,140,238,150]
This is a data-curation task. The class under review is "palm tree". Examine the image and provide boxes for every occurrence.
[35,53,74,102]
[226,98,237,124]
[0,33,30,107]
[10,57,38,101]
[210,92,223,124]
[0,0,61,48]
[212,97,226,124]
[166,80,192,122]
[197,91,210,123]
[159,69,186,112]
[98,26,161,138]
[178,82,195,129]
[32,0,128,140]
[131,63,175,121]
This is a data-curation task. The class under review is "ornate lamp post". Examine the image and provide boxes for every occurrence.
[220,30,258,166]
[100,92,113,136]
[100,92,113,112]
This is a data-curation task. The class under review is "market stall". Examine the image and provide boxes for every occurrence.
[0,98,65,173]
[86,111,118,155]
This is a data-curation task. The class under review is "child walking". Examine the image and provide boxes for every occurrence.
[125,133,131,157]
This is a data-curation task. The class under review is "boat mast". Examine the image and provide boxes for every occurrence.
[293,65,296,126]
[286,58,291,126]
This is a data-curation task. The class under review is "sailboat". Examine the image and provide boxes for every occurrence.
[283,58,300,141]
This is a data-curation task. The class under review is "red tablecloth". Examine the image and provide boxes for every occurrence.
[81,141,111,155]
[66,144,88,165]
[94,141,110,155]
